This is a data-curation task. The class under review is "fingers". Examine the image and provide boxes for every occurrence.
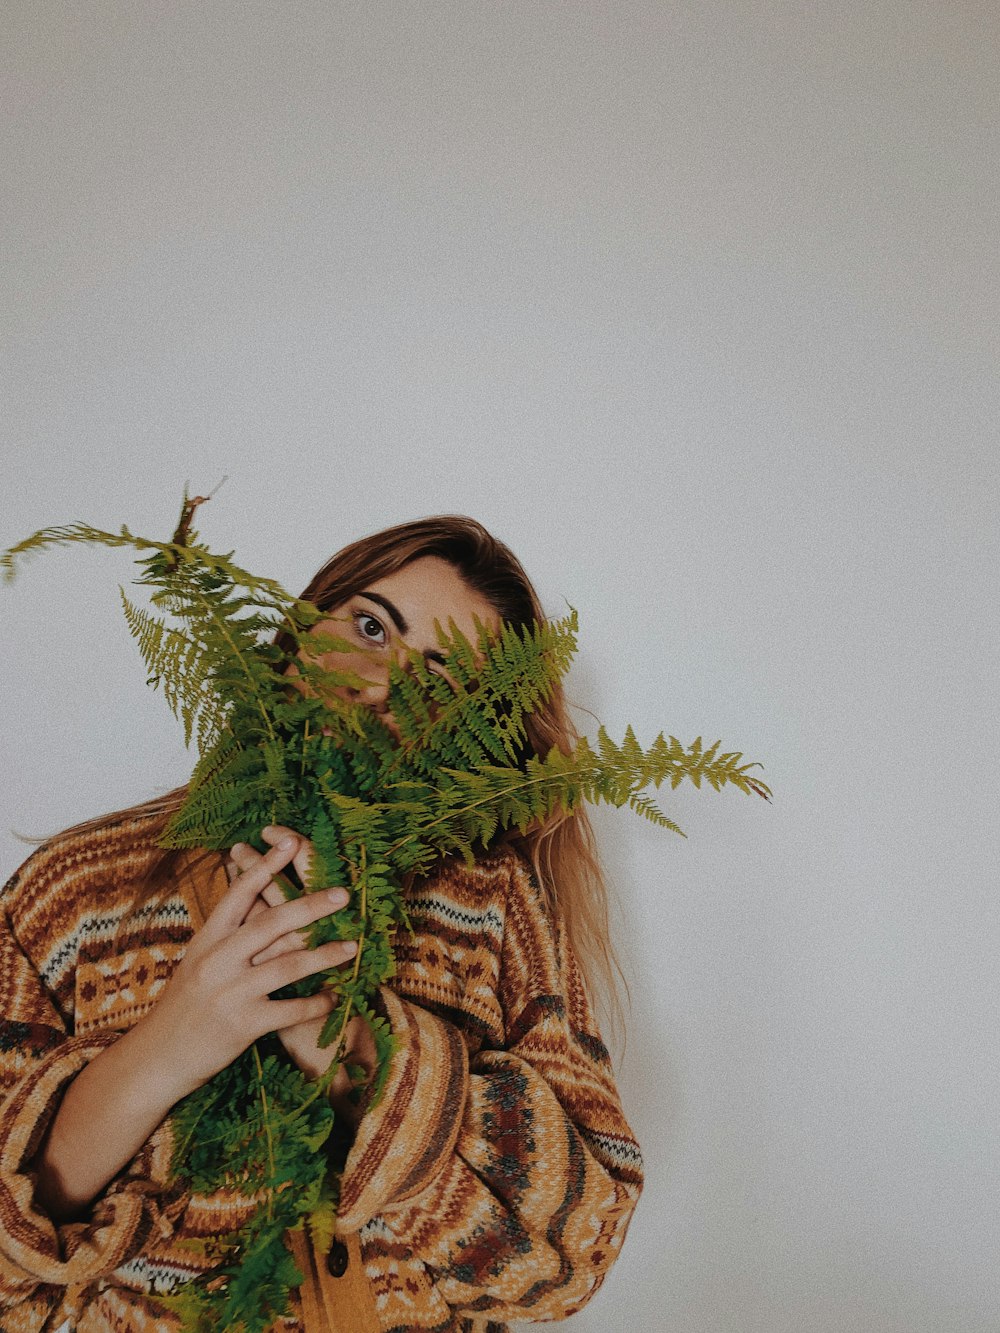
[249,895,338,965]
[205,837,300,940]
[259,882,286,909]
[225,829,309,904]
[236,885,350,958]
[256,936,359,994]
[233,875,286,912]
[272,989,339,1033]
[217,829,355,968]
[244,878,337,966]
[229,831,305,899]
[260,824,315,889]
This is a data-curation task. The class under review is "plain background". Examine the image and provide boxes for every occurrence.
[2,4,998,1330]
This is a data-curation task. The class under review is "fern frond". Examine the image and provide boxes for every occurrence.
[1,521,160,582]
[120,590,228,748]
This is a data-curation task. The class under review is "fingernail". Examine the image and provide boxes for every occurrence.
[326,888,349,908]
[231,842,247,855]
[278,837,298,853]
[342,940,358,956]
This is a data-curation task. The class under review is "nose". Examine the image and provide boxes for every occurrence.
[350,648,408,740]
[350,641,409,706]
[361,691,401,742]
[352,671,390,707]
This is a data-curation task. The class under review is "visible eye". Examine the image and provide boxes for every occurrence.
[353,610,386,645]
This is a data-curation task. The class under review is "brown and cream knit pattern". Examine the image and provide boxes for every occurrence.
[0,811,643,1332]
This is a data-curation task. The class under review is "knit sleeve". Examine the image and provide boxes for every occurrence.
[0,899,189,1319]
[336,849,643,1325]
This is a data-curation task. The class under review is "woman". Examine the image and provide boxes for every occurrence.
[0,515,644,1332]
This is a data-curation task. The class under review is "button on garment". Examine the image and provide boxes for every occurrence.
[326,1240,349,1278]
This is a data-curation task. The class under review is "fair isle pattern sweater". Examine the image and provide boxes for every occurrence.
[0,811,643,1332]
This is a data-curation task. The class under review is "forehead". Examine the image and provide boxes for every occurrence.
[367,556,501,633]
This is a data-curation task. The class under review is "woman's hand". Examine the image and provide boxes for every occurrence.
[231,825,378,1127]
[29,833,367,1221]
[137,833,359,1098]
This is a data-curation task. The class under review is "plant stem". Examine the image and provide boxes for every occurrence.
[252,1043,276,1222]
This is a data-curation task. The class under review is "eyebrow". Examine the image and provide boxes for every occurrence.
[357,591,448,666]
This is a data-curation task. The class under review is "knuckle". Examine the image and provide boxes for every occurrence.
[292,896,330,928]
[187,955,215,990]
[278,954,309,986]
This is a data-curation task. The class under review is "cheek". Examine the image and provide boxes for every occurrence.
[293,647,382,700]
[284,653,352,703]
[284,658,315,699]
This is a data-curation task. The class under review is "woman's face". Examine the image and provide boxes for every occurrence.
[296,554,502,741]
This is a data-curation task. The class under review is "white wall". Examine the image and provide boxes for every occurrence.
[2,3,998,1329]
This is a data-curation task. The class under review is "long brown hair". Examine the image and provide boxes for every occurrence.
[35,516,626,1031]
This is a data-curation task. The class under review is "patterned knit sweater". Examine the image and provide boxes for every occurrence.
[0,810,643,1332]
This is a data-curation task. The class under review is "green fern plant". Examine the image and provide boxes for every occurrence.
[2,490,771,1332]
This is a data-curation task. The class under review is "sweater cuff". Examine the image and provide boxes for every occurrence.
[0,1033,189,1289]
[336,988,468,1232]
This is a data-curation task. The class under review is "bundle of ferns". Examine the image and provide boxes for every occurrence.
[2,492,771,1333]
